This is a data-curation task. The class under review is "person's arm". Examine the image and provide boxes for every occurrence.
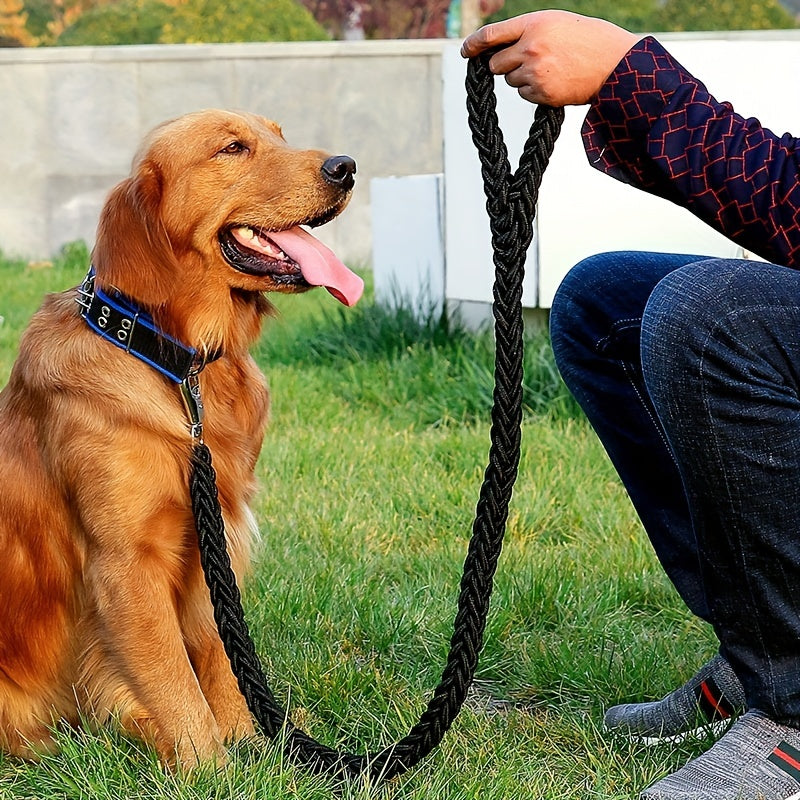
[583,36,800,268]
[462,11,800,268]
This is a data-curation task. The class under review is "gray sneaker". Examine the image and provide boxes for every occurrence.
[604,654,746,743]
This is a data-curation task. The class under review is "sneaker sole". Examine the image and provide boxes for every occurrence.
[605,718,729,746]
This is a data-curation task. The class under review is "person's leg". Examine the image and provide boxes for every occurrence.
[550,252,744,739]
[639,258,800,799]
[550,250,709,619]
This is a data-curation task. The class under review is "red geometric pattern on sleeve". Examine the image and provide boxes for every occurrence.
[581,37,800,268]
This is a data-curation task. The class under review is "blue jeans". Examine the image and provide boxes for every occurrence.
[549,251,800,724]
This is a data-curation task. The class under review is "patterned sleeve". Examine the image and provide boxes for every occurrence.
[581,36,800,268]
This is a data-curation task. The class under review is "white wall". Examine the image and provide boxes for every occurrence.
[371,174,445,316]
[441,32,800,309]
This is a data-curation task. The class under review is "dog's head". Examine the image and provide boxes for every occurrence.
[92,110,363,352]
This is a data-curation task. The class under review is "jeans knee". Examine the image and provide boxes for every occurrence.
[551,253,611,338]
[550,251,640,372]
[641,260,725,372]
[551,250,694,381]
[640,258,783,396]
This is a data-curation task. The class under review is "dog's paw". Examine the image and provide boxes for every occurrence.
[171,731,228,772]
[222,715,256,745]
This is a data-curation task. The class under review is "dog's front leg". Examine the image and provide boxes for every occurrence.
[85,534,226,769]
[183,614,256,745]
[181,563,256,745]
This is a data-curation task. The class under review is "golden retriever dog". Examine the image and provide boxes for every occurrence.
[0,109,362,768]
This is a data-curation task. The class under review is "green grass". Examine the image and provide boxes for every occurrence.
[0,247,718,799]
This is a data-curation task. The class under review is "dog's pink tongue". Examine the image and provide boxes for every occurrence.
[268,227,363,306]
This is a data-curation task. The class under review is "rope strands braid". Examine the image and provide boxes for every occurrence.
[189,52,564,784]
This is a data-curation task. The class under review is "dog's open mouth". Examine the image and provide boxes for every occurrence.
[219,225,363,306]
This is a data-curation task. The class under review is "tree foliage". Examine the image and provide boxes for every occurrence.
[56,0,169,44]
[489,0,796,31]
[299,0,502,39]
[0,0,35,44]
[21,0,104,42]
[20,0,61,38]
[162,0,327,43]
[11,0,799,48]
[56,0,328,45]
[655,0,795,31]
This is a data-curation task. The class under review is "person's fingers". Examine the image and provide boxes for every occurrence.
[502,65,528,88]
[503,68,544,104]
[460,16,525,58]
[488,47,525,76]
[515,85,539,104]
[489,45,526,75]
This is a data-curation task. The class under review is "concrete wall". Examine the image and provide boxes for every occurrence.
[0,39,446,264]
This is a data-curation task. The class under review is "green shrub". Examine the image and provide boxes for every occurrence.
[489,0,796,31]
[57,0,327,46]
[57,0,172,45]
[487,0,660,33]
[160,0,328,44]
[656,0,796,31]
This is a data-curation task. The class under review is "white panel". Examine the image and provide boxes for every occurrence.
[443,41,541,307]
[442,36,800,309]
[664,39,800,137]
[371,174,445,316]
[535,106,741,307]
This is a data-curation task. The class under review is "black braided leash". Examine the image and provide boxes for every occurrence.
[189,53,564,783]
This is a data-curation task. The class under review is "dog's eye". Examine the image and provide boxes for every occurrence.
[218,141,248,155]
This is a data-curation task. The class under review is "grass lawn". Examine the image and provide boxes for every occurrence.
[0,245,719,799]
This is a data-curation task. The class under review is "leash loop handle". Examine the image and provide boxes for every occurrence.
[190,53,564,784]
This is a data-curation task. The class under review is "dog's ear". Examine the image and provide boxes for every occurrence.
[91,158,174,307]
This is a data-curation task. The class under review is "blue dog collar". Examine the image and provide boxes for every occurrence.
[76,267,198,384]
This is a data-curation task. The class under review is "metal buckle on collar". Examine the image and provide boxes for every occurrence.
[75,268,96,315]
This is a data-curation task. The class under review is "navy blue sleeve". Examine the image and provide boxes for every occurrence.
[581,36,800,268]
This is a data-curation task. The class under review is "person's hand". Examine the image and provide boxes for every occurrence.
[460,10,641,106]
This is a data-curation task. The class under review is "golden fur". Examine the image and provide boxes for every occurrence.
[0,110,353,768]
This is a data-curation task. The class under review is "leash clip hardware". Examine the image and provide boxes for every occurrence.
[180,368,205,441]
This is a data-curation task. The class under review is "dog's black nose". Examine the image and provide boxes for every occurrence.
[321,155,356,191]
